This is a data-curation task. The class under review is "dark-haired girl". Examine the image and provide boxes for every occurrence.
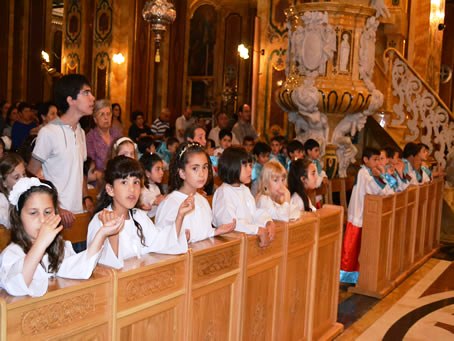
[87,156,190,269]
[139,153,166,218]
[155,143,235,244]
[212,146,275,247]
[288,158,317,212]
[0,177,119,297]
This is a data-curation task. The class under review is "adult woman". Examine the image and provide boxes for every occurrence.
[3,104,19,137]
[111,103,124,136]
[86,99,122,172]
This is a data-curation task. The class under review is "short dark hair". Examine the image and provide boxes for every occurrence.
[17,102,31,113]
[131,111,144,122]
[381,146,396,159]
[304,139,319,153]
[287,139,304,155]
[243,135,255,144]
[184,126,205,141]
[137,136,154,154]
[166,136,180,147]
[219,128,232,141]
[206,138,215,149]
[402,142,419,158]
[54,74,90,113]
[270,136,282,143]
[218,146,252,184]
[253,142,271,157]
[362,147,380,160]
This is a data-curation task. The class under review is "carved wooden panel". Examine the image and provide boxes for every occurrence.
[246,228,284,265]
[403,189,418,271]
[424,183,436,253]
[287,216,317,253]
[415,185,429,260]
[390,196,405,280]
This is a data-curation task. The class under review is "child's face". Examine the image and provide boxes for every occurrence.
[167,142,179,154]
[364,154,380,170]
[289,149,304,160]
[148,161,164,184]
[307,147,320,160]
[21,192,55,242]
[193,128,206,147]
[243,141,254,154]
[43,105,58,124]
[257,152,270,165]
[302,163,318,190]
[419,147,429,161]
[220,135,232,150]
[268,173,287,200]
[107,176,142,212]
[379,151,388,168]
[271,141,281,155]
[118,142,136,159]
[239,160,253,184]
[87,162,98,183]
[206,144,215,156]
[179,152,209,191]
[4,162,26,192]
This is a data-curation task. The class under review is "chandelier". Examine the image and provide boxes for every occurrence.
[142,0,176,63]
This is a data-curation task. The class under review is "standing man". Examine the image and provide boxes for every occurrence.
[175,106,195,142]
[232,104,258,144]
[151,107,171,141]
[28,74,95,227]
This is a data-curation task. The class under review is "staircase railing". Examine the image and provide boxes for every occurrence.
[383,47,454,167]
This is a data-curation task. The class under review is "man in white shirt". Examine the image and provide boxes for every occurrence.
[28,74,94,227]
[208,112,239,146]
[232,104,258,144]
[175,106,195,142]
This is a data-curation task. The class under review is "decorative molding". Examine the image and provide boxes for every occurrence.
[252,298,266,338]
[66,52,80,74]
[289,226,314,246]
[125,269,176,301]
[94,0,113,46]
[65,0,82,48]
[93,52,111,98]
[21,294,95,335]
[196,248,236,277]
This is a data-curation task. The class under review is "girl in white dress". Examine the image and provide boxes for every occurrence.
[87,156,190,269]
[256,160,300,222]
[155,142,235,244]
[0,177,122,297]
[288,158,318,212]
[139,153,166,218]
[212,146,275,248]
[0,153,27,228]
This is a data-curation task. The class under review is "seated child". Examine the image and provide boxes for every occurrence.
[416,143,432,183]
[111,136,138,160]
[87,156,189,269]
[269,136,286,167]
[157,136,179,166]
[212,146,275,247]
[242,135,255,154]
[402,142,421,185]
[340,148,395,284]
[379,147,409,192]
[139,153,166,218]
[0,153,26,228]
[286,139,304,170]
[0,178,121,296]
[288,158,318,212]
[137,135,157,160]
[251,142,271,196]
[304,139,328,206]
[256,160,300,221]
[155,142,235,244]
[214,129,233,157]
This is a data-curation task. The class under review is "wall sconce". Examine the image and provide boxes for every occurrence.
[113,53,125,64]
[41,51,50,63]
[238,44,249,59]
[40,50,61,79]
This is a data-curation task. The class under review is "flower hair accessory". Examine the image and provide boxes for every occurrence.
[114,137,137,150]
[8,177,52,208]
[178,142,202,160]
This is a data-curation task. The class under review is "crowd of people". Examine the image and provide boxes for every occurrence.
[0,74,442,297]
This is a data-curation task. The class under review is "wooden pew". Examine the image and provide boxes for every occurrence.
[0,226,10,252]
[0,267,113,340]
[239,223,286,340]
[279,214,318,341]
[111,253,188,340]
[414,183,429,262]
[61,212,91,244]
[185,233,243,340]
[312,205,344,340]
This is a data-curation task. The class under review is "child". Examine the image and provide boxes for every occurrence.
[139,153,166,218]
[137,136,157,160]
[214,129,233,156]
[269,136,286,167]
[0,153,26,228]
[82,157,100,213]
[111,136,138,160]
[206,138,218,174]
[155,142,235,244]
[416,143,432,183]
[288,158,318,212]
[242,136,255,154]
[340,148,395,284]
[402,142,420,185]
[87,156,189,269]
[212,146,275,247]
[157,136,179,166]
[251,142,271,195]
[379,147,408,192]
[256,160,300,222]
[304,139,328,206]
[286,139,304,170]
[0,177,122,297]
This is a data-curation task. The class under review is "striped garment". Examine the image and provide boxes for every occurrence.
[151,118,170,137]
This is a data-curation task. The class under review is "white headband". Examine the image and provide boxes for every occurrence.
[114,137,137,150]
[9,177,52,208]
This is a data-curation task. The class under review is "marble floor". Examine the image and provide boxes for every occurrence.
[335,244,454,340]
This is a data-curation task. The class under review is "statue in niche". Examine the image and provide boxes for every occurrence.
[371,0,390,19]
[339,33,350,72]
[359,16,379,90]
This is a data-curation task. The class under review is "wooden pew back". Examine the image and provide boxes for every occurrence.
[61,212,91,244]
[0,226,11,252]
